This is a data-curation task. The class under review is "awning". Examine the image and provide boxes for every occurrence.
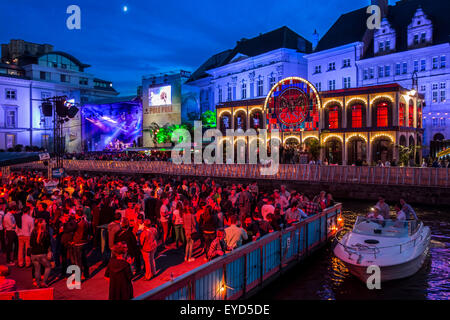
[0,152,49,167]
[437,147,450,158]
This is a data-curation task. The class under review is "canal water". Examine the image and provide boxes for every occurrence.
[253,200,449,300]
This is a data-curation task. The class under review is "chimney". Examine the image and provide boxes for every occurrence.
[312,29,319,50]
[371,0,388,18]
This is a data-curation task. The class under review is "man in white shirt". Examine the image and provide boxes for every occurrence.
[16,207,34,267]
[261,198,275,221]
[3,207,17,265]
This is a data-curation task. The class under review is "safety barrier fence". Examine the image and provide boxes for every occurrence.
[134,203,342,300]
[13,160,450,188]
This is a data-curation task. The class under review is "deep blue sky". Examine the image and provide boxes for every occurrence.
[0,0,396,96]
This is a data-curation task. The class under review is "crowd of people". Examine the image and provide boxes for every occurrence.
[63,151,171,162]
[0,171,337,299]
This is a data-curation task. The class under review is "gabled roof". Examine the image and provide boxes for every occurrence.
[314,0,450,55]
[187,26,312,83]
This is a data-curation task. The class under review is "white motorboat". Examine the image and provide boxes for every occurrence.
[333,216,431,283]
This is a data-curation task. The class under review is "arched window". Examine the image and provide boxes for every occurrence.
[433,133,444,141]
[250,110,263,129]
[408,100,414,127]
[351,104,363,128]
[399,102,405,126]
[328,106,339,129]
[376,102,389,127]
[417,101,422,128]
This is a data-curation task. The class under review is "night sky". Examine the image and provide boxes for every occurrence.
[0,0,394,96]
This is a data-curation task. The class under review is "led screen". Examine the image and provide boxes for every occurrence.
[82,100,142,151]
[149,85,172,106]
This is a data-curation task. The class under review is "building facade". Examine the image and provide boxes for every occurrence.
[187,26,312,115]
[305,0,450,155]
[0,40,118,152]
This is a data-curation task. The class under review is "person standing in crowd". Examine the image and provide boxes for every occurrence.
[140,219,158,281]
[172,202,185,249]
[16,206,34,268]
[107,212,122,259]
[29,218,52,288]
[104,242,133,300]
[207,229,229,261]
[0,198,6,254]
[224,215,248,250]
[159,197,171,247]
[115,217,140,275]
[59,211,77,277]
[70,210,90,280]
[183,206,197,262]
[199,206,217,261]
[3,204,18,266]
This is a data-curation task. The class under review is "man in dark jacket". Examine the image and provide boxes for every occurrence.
[104,242,133,300]
[114,218,140,275]
[70,210,90,279]
[59,212,77,277]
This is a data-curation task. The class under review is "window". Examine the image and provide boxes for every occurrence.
[409,101,414,127]
[328,80,336,91]
[328,106,339,129]
[369,68,374,79]
[385,65,390,77]
[218,87,223,103]
[402,62,407,74]
[420,59,426,71]
[441,56,446,68]
[420,85,426,92]
[432,57,438,69]
[60,74,70,83]
[440,82,446,102]
[432,83,438,102]
[440,118,446,127]
[376,102,389,127]
[314,65,321,74]
[378,66,384,78]
[351,105,363,128]
[5,108,17,128]
[6,134,15,149]
[420,33,426,43]
[363,69,369,80]
[315,82,321,92]
[5,89,17,100]
[328,62,336,71]
[396,63,401,76]
[385,40,390,51]
[79,77,88,85]
[257,78,263,96]
[414,34,419,45]
[42,135,50,150]
[227,85,232,101]
[269,75,276,89]
[379,42,384,52]
[399,103,405,126]
[342,59,351,68]
[241,81,247,99]
[343,77,351,89]
[432,118,438,126]
[40,71,50,80]
[414,60,419,72]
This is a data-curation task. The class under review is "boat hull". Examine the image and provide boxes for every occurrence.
[342,245,429,283]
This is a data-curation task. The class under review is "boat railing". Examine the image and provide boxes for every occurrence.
[335,221,426,256]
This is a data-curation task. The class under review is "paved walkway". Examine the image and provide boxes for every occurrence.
[0,240,206,300]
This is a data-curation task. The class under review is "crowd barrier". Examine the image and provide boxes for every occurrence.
[133,204,342,300]
[13,160,450,188]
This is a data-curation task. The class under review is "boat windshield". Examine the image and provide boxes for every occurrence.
[352,216,418,237]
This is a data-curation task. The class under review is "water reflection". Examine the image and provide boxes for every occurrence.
[252,200,449,300]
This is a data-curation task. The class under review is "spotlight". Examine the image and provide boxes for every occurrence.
[67,106,79,118]
[42,101,53,117]
[55,98,68,117]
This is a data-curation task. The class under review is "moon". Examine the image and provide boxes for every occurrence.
[123,5,128,12]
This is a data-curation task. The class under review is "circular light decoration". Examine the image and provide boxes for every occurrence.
[264,77,321,132]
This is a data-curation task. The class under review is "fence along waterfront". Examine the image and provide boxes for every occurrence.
[14,161,450,188]
[132,203,342,300]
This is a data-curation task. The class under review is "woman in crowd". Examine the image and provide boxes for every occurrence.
[29,218,52,288]
[104,242,133,300]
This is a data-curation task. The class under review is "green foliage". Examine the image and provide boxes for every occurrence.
[201,110,217,128]
[397,144,421,166]
[306,139,321,160]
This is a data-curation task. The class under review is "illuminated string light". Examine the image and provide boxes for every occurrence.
[322,134,343,143]
[370,133,395,143]
[323,99,343,109]
[370,95,394,105]
[345,97,367,107]
[283,135,301,143]
[345,133,368,143]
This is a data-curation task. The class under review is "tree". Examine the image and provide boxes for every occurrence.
[397,144,421,166]
[201,110,217,128]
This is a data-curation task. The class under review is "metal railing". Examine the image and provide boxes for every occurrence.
[12,160,450,188]
[133,204,342,300]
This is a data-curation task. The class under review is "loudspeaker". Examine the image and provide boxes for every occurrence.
[67,106,79,118]
[42,102,53,117]
[55,99,67,117]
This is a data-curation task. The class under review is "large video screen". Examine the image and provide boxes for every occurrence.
[149,85,172,106]
[82,100,142,151]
